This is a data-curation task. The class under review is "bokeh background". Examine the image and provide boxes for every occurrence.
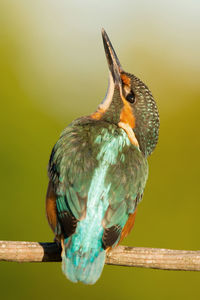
[0,0,200,299]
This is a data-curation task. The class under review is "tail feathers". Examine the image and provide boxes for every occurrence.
[62,239,106,284]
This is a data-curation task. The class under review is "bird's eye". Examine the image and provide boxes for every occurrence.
[125,91,135,104]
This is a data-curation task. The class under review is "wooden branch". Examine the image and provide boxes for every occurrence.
[0,240,200,271]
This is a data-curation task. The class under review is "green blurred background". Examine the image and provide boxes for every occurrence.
[0,0,200,299]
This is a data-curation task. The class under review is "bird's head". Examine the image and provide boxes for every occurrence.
[91,29,160,157]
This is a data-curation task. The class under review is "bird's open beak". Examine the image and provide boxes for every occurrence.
[102,29,123,87]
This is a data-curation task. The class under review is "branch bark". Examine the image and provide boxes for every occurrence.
[0,240,200,271]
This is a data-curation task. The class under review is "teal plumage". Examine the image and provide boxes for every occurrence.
[48,120,148,283]
[46,30,159,284]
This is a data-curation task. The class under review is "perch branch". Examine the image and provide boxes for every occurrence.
[0,240,200,271]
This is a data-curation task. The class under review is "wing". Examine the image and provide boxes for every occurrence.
[102,143,148,248]
[47,118,148,248]
[47,119,98,239]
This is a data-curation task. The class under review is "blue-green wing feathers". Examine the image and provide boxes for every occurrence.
[48,119,148,283]
[49,122,97,224]
[103,139,148,230]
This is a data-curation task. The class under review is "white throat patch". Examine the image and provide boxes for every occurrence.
[98,72,115,111]
[118,121,139,148]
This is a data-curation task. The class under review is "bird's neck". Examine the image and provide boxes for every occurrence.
[90,88,139,148]
[91,89,123,124]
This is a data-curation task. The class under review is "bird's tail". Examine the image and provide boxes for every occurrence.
[61,238,106,285]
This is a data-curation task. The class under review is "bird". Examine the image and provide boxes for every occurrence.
[46,29,160,285]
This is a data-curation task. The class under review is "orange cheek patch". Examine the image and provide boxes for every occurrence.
[120,99,135,129]
[90,107,105,120]
[121,73,131,86]
[120,74,135,129]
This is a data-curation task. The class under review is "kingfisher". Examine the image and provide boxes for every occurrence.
[46,29,159,284]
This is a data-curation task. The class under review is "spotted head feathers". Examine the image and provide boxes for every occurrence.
[91,29,159,156]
